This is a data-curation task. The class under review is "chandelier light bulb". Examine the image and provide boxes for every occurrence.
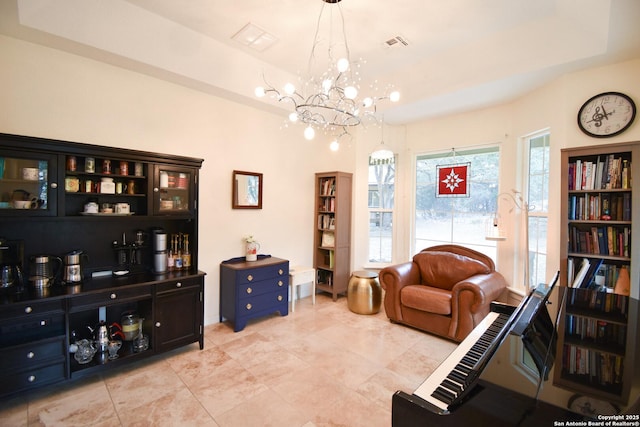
[330,140,340,151]
[254,86,265,97]
[363,97,373,108]
[336,58,349,73]
[389,91,400,102]
[304,126,315,140]
[289,112,299,122]
[284,83,296,95]
[344,86,358,99]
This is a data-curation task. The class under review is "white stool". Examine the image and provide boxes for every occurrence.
[289,266,316,312]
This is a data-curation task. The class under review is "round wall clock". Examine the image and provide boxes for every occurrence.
[577,92,636,138]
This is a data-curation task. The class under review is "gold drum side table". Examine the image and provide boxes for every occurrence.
[347,270,381,315]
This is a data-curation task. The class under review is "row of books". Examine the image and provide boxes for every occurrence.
[564,315,627,347]
[568,225,630,258]
[560,344,624,385]
[319,178,336,196]
[565,283,629,316]
[568,155,631,191]
[317,214,335,230]
[318,197,335,212]
[568,192,631,221]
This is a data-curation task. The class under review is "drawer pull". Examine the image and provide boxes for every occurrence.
[27,352,35,359]
[25,306,33,314]
[246,303,252,310]
[40,320,47,326]
[277,295,283,302]
[110,293,117,300]
[246,287,252,294]
[155,322,161,328]
[247,275,253,282]
[176,282,182,288]
[278,280,283,287]
[278,269,284,275]
[28,375,36,383]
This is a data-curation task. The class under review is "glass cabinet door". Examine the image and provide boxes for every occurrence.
[0,151,58,216]
[153,165,195,215]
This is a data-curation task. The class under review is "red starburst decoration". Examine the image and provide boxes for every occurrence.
[436,163,470,197]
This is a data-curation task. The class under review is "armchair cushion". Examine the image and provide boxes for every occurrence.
[413,251,491,290]
[401,285,451,315]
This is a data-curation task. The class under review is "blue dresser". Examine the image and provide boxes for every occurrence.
[219,257,289,332]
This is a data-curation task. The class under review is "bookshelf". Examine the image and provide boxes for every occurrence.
[556,142,639,403]
[313,172,352,301]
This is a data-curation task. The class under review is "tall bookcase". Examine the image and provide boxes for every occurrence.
[556,141,639,403]
[314,171,352,301]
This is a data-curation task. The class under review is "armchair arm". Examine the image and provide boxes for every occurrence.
[449,272,507,341]
[379,261,421,322]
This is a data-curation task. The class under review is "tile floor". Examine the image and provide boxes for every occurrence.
[0,294,457,427]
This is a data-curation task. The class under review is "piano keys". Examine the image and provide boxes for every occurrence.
[413,310,512,414]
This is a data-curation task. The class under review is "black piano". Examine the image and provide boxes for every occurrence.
[392,273,640,426]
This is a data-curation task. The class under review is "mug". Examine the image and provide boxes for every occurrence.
[115,203,130,214]
[13,200,32,209]
[84,202,99,213]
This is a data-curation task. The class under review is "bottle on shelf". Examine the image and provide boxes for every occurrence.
[182,234,191,269]
[174,234,183,270]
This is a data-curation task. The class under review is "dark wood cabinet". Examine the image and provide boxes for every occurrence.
[0,132,205,397]
[154,276,204,351]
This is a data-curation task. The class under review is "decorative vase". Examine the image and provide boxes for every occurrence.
[246,241,260,262]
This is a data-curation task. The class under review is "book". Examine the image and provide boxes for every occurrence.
[571,258,590,288]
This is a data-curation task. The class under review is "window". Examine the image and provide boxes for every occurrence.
[368,158,395,263]
[525,132,550,289]
[414,146,500,259]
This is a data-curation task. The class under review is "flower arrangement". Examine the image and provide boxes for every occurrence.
[244,235,256,243]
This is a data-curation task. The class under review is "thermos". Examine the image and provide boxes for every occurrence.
[152,229,167,273]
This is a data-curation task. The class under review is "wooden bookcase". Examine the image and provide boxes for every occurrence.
[313,172,352,301]
[555,141,639,403]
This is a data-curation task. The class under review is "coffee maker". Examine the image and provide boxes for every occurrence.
[0,238,25,289]
[63,250,88,284]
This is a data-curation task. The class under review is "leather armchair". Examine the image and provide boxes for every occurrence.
[379,244,507,342]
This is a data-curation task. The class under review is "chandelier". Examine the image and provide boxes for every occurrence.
[254,0,400,149]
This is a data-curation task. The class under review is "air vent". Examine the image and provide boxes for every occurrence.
[385,35,409,47]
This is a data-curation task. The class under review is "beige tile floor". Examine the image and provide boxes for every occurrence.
[0,294,457,427]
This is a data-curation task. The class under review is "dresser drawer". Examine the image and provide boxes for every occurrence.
[238,277,287,300]
[240,288,288,314]
[0,299,65,322]
[156,277,202,295]
[0,312,66,347]
[237,263,288,285]
[68,285,152,310]
[0,362,66,396]
[0,336,66,371]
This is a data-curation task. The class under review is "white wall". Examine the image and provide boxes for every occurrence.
[0,34,354,325]
[391,58,640,289]
[2,32,639,322]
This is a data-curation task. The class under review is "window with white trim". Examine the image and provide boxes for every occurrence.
[368,157,395,263]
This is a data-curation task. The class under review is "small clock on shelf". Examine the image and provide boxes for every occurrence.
[577,91,636,138]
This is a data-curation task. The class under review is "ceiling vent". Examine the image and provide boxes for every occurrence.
[384,35,409,48]
[232,22,278,52]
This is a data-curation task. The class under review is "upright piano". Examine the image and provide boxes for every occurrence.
[391,274,639,426]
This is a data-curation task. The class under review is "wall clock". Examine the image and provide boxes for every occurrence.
[577,91,636,138]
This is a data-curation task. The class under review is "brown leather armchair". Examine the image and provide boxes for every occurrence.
[379,244,507,342]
